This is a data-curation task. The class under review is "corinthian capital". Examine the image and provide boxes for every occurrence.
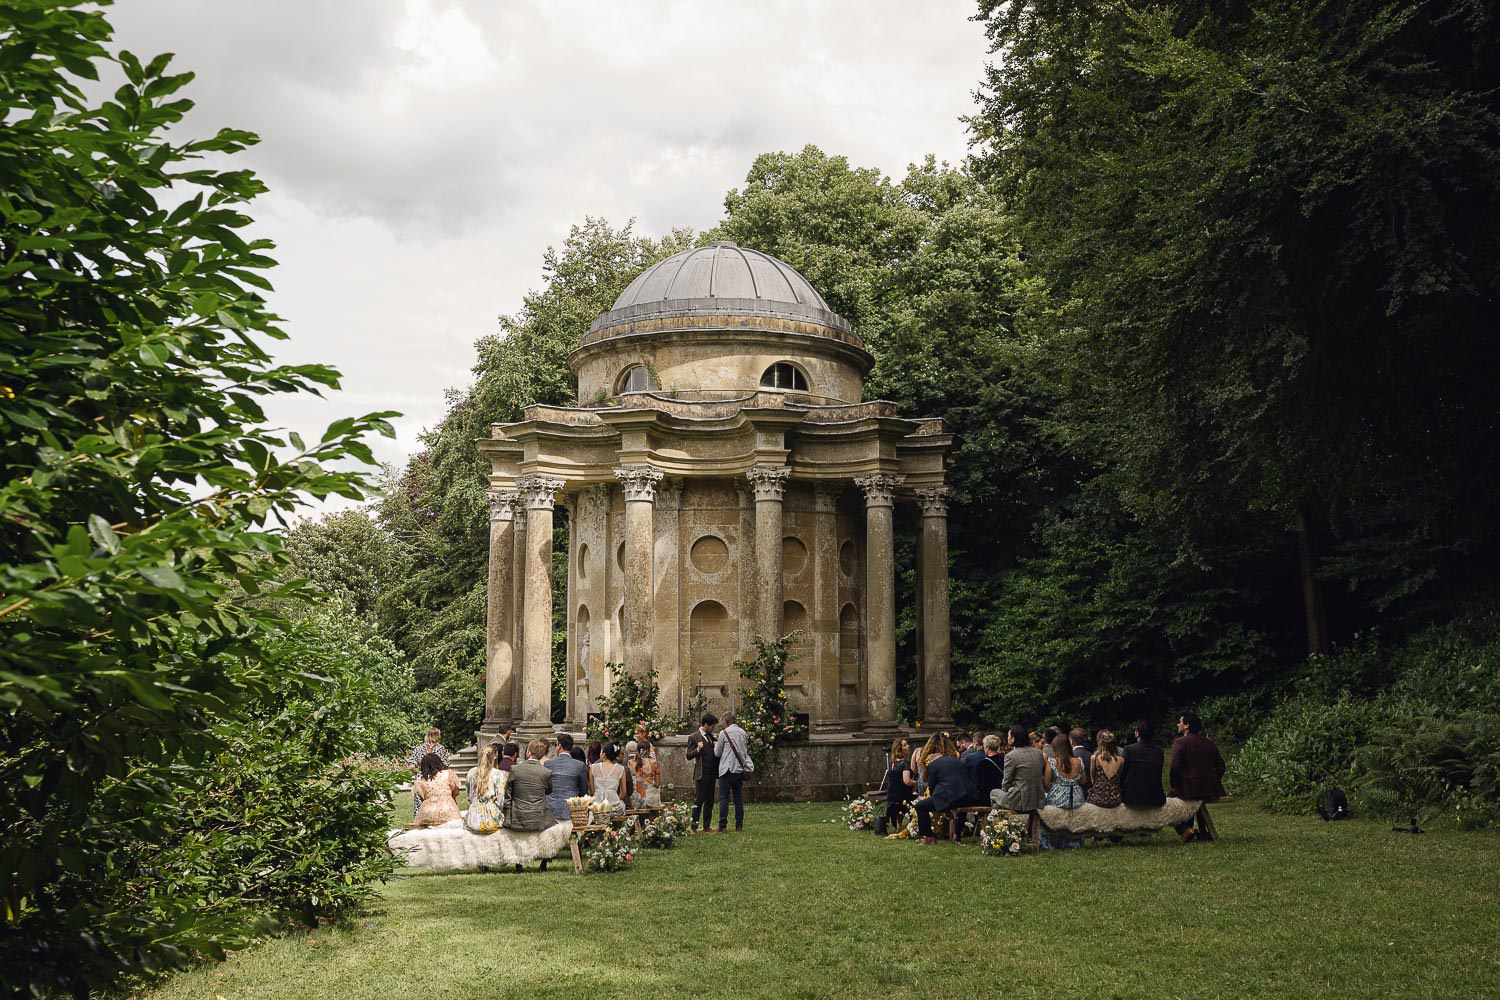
[915,486,952,517]
[613,464,664,502]
[747,465,791,502]
[516,476,565,510]
[487,489,518,522]
[854,473,905,508]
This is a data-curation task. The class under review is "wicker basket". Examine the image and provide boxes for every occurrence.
[569,804,593,828]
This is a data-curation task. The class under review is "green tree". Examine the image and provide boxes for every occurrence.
[0,3,396,992]
[970,0,1500,653]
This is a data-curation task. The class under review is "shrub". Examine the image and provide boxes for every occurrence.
[1357,713,1500,829]
[735,634,808,769]
[1226,693,1393,812]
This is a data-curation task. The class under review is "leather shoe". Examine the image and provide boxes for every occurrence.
[919,836,937,846]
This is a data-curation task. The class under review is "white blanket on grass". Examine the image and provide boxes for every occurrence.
[1037,798,1202,835]
[389,817,571,873]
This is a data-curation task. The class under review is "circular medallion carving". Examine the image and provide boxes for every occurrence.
[782,536,808,575]
[690,534,730,574]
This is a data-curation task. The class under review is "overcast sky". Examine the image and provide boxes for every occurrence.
[110,1,992,478]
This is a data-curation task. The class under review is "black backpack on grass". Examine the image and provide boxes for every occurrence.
[1317,787,1351,821]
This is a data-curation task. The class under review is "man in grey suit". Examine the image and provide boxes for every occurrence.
[685,713,718,833]
[506,739,559,832]
[995,724,1046,812]
[545,732,589,821]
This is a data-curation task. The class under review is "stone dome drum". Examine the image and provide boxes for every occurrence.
[570,241,872,405]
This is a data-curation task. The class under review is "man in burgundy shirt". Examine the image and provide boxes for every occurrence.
[1170,712,1226,842]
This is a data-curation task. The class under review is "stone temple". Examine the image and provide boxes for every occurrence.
[473,242,953,797]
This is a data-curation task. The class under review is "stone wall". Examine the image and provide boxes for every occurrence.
[653,733,888,802]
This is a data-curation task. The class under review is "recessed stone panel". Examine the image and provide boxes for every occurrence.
[689,534,730,574]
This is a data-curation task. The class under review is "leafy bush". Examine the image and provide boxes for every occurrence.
[1357,713,1500,829]
[0,7,396,995]
[1226,694,1393,812]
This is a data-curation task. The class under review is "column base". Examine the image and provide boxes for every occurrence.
[860,720,902,739]
[515,721,557,743]
[921,717,957,733]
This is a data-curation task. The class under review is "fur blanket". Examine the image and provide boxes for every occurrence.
[1037,798,1201,835]
[389,817,572,873]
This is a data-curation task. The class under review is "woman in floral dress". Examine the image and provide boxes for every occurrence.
[413,752,462,827]
[1040,733,1085,848]
[630,739,662,808]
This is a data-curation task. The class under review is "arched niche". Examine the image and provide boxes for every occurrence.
[689,600,736,711]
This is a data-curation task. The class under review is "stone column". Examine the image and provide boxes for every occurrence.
[510,499,526,717]
[811,481,843,735]
[614,465,663,680]
[517,475,563,738]
[855,473,903,734]
[747,465,791,644]
[483,489,517,729]
[916,487,954,728]
[654,478,684,716]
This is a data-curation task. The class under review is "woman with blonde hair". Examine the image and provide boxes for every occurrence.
[464,743,507,833]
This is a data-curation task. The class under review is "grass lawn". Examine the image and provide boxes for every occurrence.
[144,798,1500,1000]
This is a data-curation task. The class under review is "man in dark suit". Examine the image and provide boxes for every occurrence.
[915,750,985,845]
[1171,711,1226,842]
[1118,719,1167,808]
[685,713,718,833]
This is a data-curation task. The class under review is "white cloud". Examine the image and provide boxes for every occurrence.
[108,0,991,484]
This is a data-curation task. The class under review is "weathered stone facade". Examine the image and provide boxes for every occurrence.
[474,243,952,795]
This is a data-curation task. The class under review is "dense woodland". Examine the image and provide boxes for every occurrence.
[3,1,1497,995]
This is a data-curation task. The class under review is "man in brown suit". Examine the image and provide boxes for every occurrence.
[1170,712,1226,842]
[504,739,560,870]
[685,713,718,833]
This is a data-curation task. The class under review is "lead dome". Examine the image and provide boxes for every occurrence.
[572,241,870,404]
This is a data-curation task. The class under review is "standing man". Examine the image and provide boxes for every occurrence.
[713,711,753,832]
[1170,712,1226,842]
[545,733,589,822]
[407,726,448,820]
[685,713,718,833]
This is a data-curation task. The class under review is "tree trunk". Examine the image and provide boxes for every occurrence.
[1294,503,1330,657]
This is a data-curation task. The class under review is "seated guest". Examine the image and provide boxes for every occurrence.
[589,742,628,816]
[413,752,461,827]
[569,744,586,764]
[1171,712,1226,842]
[1086,730,1124,807]
[972,734,1007,802]
[464,743,506,833]
[586,740,602,766]
[914,737,979,845]
[1029,731,1045,750]
[1041,726,1061,760]
[500,742,519,772]
[913,734,940,795]
[631,738,663,807]
[883,737,916,834]
[504,739,559,832]
[1069,727,1094,784]
[545,733,589,821]
[996,724,1046,812]
[407,726,449,820]
[1118,719,1167,808]
[1041,733,1086,848]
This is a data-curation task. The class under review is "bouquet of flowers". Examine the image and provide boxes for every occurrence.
[639,817,679,849]
[657,800,692,837]
[980,811,1030,857]
[580,826,637,873]
[841,797,875,831]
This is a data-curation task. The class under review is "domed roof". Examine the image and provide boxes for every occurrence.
[611,241,830,312]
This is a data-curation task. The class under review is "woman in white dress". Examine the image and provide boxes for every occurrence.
[588,742,628,816]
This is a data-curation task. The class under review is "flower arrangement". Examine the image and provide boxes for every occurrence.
[657,800,692,837]
[579,826,637,873]
[980,811,1031,857]
[734,633,809,770]
[841,797,875,831]
[584,663,707,744]
[639,817,679,849]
